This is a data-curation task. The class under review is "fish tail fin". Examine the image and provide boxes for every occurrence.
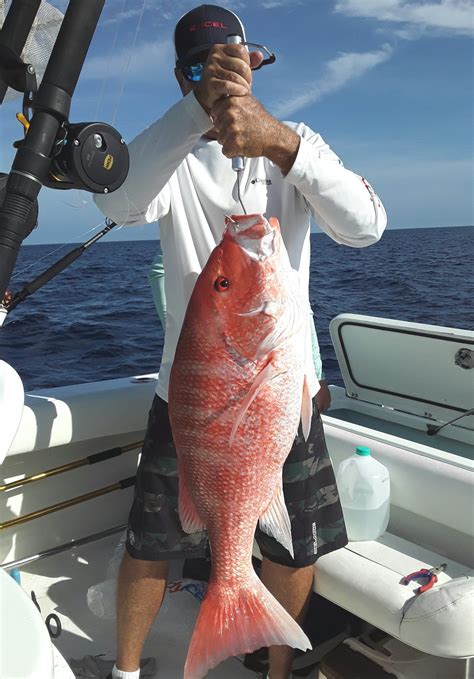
[183,574,311,679]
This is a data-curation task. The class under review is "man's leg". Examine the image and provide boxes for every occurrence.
[115,553,169,672]
[261,558,314,679]
[113,395,208,676]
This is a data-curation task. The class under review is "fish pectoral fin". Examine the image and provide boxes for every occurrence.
[301,375,313,441]
[259,479,294,558]
[229,360,283,447]
[178,464,206,534]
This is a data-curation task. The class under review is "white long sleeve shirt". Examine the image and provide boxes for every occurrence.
[94,92,387,402]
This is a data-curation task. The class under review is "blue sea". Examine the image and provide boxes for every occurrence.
[1,226,472,392]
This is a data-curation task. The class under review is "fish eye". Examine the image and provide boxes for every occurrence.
[214,276,230,292]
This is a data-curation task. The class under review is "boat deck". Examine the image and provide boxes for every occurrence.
[17,533,319,679]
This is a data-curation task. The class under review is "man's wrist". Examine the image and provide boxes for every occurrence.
[264,122,300,176]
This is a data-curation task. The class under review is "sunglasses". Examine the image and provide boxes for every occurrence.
[181,62,205,83]
[181,43,276,83]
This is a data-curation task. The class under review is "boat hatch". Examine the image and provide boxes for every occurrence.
[329,314,474,426]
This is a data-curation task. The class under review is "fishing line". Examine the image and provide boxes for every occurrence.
[93,0,129,122]
[9,220,107,282]
[9,183,146,287]
[61,193,89,209]
[111,0,148,128]
[50,0,147,227]
[9,173,144,286]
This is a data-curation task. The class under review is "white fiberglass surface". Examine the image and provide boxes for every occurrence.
[15,534,296,679]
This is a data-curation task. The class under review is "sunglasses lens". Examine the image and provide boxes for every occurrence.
[183,62,204,82]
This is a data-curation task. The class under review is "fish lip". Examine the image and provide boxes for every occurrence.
[224,214,266,234]
[224,214,276,261]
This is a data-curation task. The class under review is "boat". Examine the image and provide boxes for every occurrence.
[0,2,472,677]
[1,313,472,678]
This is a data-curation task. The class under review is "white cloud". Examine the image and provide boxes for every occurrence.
[82,39,173,82]
[270,44,393,118]
[335,0,474,37]
[103,8,146,26]
[259,0,305,7]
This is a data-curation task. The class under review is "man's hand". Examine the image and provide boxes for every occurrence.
[194,44,263,113]
[316,380,331,413]
[211,95,300,175]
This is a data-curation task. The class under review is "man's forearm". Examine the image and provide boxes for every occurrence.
[264,122,300,176]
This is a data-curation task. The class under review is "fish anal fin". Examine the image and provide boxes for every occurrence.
[259,479,294,558]
[301,375,313,441]
[178,464,206,534]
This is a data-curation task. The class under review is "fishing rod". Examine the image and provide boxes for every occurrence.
[0,219,117,323]
[0,475,136,530]
[0,439,142,492]
[0,0,129,301]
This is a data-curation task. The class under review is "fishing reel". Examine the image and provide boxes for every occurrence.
[47,121,130,193]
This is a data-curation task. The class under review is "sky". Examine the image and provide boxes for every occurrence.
[0,0,473,244]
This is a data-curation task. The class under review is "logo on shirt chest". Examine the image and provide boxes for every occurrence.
[251,178,272,185]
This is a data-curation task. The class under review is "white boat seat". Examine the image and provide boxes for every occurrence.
[254,532,474,659]
[0,568,54,679]
[0,360,24,464]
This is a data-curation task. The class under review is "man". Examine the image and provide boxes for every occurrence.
[95,5,387,679]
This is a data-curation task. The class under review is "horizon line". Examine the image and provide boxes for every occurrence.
[22,223,474,247]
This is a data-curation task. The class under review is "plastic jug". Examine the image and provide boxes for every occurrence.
[336,446,390,541]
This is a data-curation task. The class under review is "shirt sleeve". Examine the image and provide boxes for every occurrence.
[284,122,387,248]
[93,92,213,226]
[310,311,325,382]
[148,253,167,328]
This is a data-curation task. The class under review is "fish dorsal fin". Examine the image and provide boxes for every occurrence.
[301,375,313,441]
[229,360,283,447]
[178,462,206,534]
[259,478,294,558]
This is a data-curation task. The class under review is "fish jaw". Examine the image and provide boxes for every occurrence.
[224,213,278,262]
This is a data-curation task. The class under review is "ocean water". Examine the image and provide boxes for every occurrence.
[0,225,472,392]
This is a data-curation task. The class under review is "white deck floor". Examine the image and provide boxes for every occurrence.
[18,533,319,679]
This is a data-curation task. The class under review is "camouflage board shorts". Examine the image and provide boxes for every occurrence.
[126,395,348,568]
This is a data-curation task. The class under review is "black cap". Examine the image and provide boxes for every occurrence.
[174,4,245,69]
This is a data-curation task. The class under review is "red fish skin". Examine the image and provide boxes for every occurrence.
[169,215,311,678]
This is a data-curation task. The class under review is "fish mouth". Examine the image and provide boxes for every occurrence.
[225,214,276,262]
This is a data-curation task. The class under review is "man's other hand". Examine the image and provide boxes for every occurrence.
[194,44,263,112]
[316,380,331,413]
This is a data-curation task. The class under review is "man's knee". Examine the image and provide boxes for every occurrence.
[120,550,169,579]
[261,555,314,578]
